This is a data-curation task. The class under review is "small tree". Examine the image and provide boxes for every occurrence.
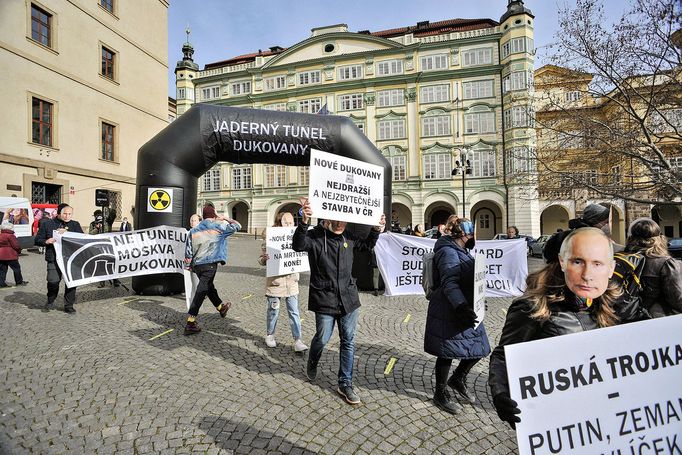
[535,0,682,205]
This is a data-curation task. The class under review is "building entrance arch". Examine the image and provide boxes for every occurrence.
[133,104,391,294]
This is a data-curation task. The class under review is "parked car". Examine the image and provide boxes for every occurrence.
[493,233,536,255]
[668,238,682,260]
[530,235,552,258]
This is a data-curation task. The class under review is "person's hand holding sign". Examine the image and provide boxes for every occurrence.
[373,213,386,233]
[299,197,313,224]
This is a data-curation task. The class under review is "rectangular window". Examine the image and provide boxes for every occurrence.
[506,146,536,174]
[420,54,448,71]
[504,71,529,93]
[420,85,449,104]
[338,64,362,80]
[462,48,492,67]
[264,165,287,187]
[502,37,533,58]
[390,155,406,181]
[231,81,250,96]
[338,94,364,111]
[471,150,496,177]
[232,166,252,190]
[650,109,682,133]
[565,91,582,102]
[202,167,221,192]
[31,97,53,146]
[31,4,51,48]
[262,102,287,111]
[377,119,406,140]
[298,166,309,186]
[353,122,365,135]
[480,214,490,229]
[377,89,404,107]
[201,86,221,100]
[298,70,321,86]
[264,75,286,91]
[504,106,530,129]
[101,46,115,80]
[101,121,115,161]
[298,98,322,114]
[100,0,114,13]
[611,165,622,184]
[464,112,495,134]
[421,115,451,137]
[423,154,451,180]
[584,170,598,185]
[463,80,493,99]
[177,88,186,99]
[376,60,403,76]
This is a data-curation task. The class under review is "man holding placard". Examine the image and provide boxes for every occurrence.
[293,197,385,405]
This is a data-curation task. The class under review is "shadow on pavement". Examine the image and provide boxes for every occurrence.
[198,416,317,454]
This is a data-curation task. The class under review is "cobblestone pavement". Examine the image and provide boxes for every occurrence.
[0,235,546,454]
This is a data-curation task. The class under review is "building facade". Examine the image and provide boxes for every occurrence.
[177,1,538,238]
[0,0,169,225]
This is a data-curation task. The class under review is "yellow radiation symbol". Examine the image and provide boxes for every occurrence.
[149,190,171,210]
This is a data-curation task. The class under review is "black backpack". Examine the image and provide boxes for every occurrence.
[611,251,649,322]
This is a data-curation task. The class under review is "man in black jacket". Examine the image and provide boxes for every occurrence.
[293,198,385,405]
[34,203,84,313]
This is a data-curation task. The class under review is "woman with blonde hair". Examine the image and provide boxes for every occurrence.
[625,218,682,317]
[258,212,308,352]
[489,227,620,428]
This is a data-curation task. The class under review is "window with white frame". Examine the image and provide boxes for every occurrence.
[479,213,491,229]
[353,121,365,135]
[506,146,536,174]
[557,131,584,149]
[298,70,321,85]
[423,153,451,180]
[650,109,682,133]
[298,166,309,186]
[462,48,492,66]
[232,166,252,190]
[565,91,582,102]
[338,64,362,80]
[501,37,533,58]
[376,59,403,76]
[383,146,407,181]
[504,106,531,129]
[201,86,221,100]
[264,164,287,187]
[670,156,682,171]
[463,80,493,99]
[231,81,251,96]
[338,94,364,111]
[262,102,286,111]
[470,149,496,177]
[177,88,186,99]
[202,166,221,191]
[503,71,530,93]
[421,114,451,137]
[377,119,406,140]
[464,110,495,134]
[264,75,286,91]
[584,169,597,185]
[611,165,622,184]
[377,89,404,107]
[298,98,322,113]
[420,54,448,71]
[420,84,449,103]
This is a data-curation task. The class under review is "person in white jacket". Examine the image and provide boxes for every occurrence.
[258,212,308,352]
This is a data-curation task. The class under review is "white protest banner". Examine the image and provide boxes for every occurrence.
[374,233,436,296]
[472,239,527,297]
[505,314,682,455]
[265,226,310,277]
[54,226,187,287]
[308,149,384,225]
[473,252,486,329]
[183,269,199,311]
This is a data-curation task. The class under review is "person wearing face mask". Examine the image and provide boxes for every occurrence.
[34,203,84,313]
[292,197,385,406]
[489,227,620,428]
[258,212,308,352]
[423,216,490,414]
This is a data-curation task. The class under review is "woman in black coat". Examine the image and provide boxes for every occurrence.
[424,216,490,414]
[625,218,682,317]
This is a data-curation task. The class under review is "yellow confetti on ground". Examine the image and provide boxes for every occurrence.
[241,294,253,300]
[402,313,411,323]
[384,357,397,375]
[148,329,174,341]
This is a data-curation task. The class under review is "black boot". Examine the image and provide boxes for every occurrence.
[433,386,458,414]
[448,359,478,404]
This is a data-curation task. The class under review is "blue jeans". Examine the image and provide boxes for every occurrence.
[308,309,359,387]
[266,295,301,339]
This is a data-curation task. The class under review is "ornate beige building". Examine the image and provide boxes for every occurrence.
[0,0,169,224]
[177,1,538,238]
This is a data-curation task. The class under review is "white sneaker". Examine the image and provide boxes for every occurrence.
[265,335,277,348]
[293,339,308,352]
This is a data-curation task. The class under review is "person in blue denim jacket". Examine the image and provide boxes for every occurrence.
[183,204,241,335]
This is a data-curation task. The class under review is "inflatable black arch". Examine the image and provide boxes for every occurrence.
[133,104,392,295]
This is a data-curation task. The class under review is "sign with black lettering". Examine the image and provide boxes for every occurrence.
[505,314,682,455]
[265,226,309,277]
[95,189,109,207]
[472,239,527,297]
[473,252,486,329]
[308,149,384,225]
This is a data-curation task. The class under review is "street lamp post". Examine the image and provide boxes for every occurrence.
[452,156,472,218]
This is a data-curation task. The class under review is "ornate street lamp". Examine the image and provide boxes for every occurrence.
[452,156,472,217]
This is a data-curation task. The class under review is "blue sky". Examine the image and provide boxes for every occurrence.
[167,0,628,97]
